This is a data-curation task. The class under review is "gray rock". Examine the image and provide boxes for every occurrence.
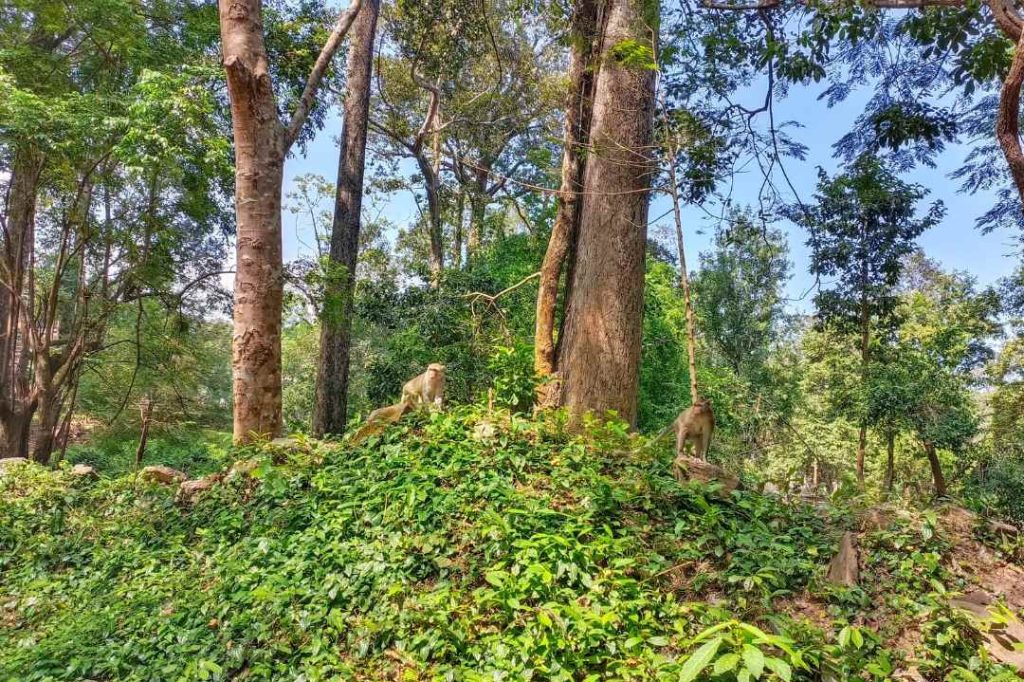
[826,532,859,587]
[70,463,97,478]
[140,465,187,485]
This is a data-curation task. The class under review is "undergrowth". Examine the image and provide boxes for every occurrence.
[1,408,1020,681]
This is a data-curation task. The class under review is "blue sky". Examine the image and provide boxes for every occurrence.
[279,69,1021,314]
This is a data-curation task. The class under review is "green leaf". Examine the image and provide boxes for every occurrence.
[678,636,723,682]
[743,644,765,679]
[765,657,792,681]
[850,627,864,649]
[713,652,741,675]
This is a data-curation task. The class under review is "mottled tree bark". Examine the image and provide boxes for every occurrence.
[415,152,445,285]
[557,0,658,428]
[219,0,360,443]
[467,165,489,261]
[884,430,895,493]
[0,146,43,458]
[533,0,600,406]
[989,0,1024,206]
[924,441,947,497]
[312,0,380,437]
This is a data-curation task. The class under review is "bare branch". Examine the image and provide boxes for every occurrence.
[284,0,363,150]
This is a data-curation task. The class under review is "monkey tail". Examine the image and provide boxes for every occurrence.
[633,422,674,453]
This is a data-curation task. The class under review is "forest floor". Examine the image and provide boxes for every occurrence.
[1,407,1022,681]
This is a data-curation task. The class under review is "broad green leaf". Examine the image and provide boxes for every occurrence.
[765,657,792,681]
[678,636,723,682]
[743,644,765,679]
[713,652,741,675]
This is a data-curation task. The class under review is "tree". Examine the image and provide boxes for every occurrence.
[693,213,791,381]
[534,0,600,405]
[798,155,941,481]
[689,213,795,459]
[555,0,659,427]
[312,0,381,438]
[897,254,999,495]
[218,0,360,444]
[1,1,231,462]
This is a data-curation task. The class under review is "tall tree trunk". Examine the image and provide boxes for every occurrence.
[924,441,947,497]
[453,189,465,269]
[219,0,360,443]
[0,147,44,458]
[467,166,489,261]
[666,151,700,405]
[312,0,379,438]
[857,253,870,483]
[533,0,600,406]
[884,430,895,493]
[415,153,444,286]
[557,0,657,428]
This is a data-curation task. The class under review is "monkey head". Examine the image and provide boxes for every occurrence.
[427,363,446,375]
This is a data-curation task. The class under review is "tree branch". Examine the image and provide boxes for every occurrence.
[997,23,1024,207]
[284,0,363,150]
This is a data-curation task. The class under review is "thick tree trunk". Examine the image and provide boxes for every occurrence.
[414,153,445,286]
[453,190,465,269]
[557,0,657,428]
[0,147,44,459]
[884,430,895,493]
[312,0,379,438]
[221,0,288,443]
[533,0,600,405]
[220,0,359,443]
[924,441,947,497]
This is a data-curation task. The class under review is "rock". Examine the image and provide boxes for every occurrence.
[70,463,97,478]
[826,531,859,587]
[951,589,1024,670]
[176,474,221,503]
[986,519,1019,536]
[941,506,979,535]
[270,437,300,449]
[140,465,187,485]
[673,455,740,495]
[762,482,780,496]
[0,457,32,476]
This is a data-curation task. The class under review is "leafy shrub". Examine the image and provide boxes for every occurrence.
[0,410,1000,681]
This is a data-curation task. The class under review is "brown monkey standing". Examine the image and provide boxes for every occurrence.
[672,398,715,461]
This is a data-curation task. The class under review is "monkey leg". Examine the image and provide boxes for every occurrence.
[698,431,711,461]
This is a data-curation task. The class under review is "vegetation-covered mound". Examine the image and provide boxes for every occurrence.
[1,410,1021,681]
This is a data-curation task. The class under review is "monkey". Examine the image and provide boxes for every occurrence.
[641,398,716,461]
[401,363,446,409]
[671,398,715,461]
